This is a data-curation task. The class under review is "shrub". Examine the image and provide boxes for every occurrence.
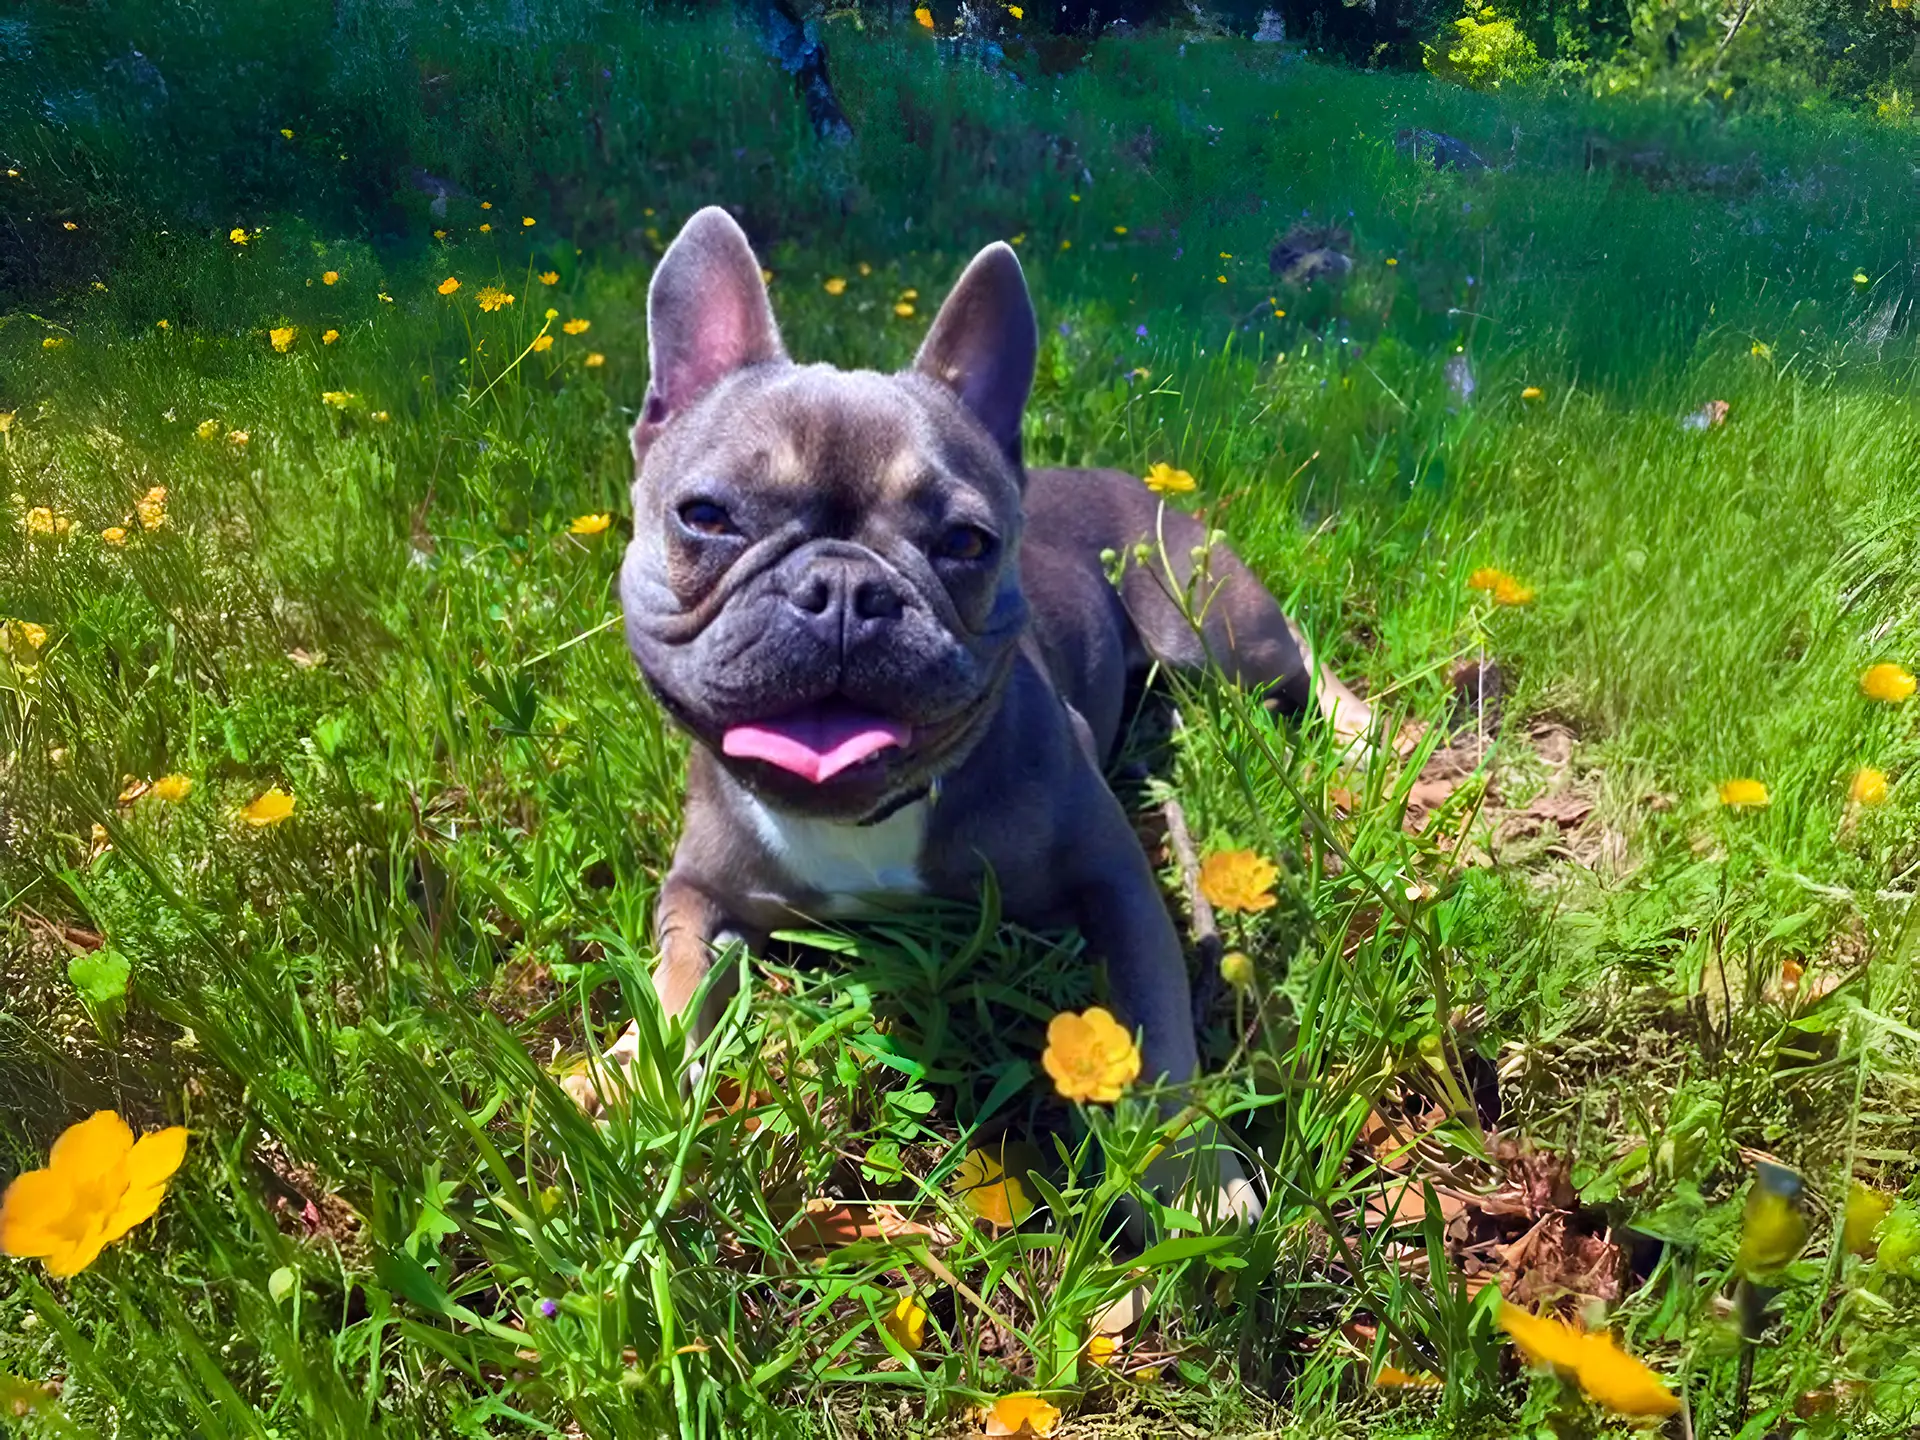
[1424,4,1546,86]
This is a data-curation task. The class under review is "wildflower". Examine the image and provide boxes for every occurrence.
[378,292,392,303]
[1751,341,1772,358]
[914,5,935,27]
[322,329,340,346]
[322,270,339,286]
[1385,256,1398,266]
[570,513,611,535]
[240,787,296,826]
[438,276,460,295]
[192,419,218,440]
[1060,240,1071,250]
[150,774,193,802]
[1850,767,1889,807]
[882,1292,927,1351]
[16,621,47,649]
[481,202,492,210]
[1521,386,1544,401]
[1861,662,1916,704]
[227,430,249,446]
[0,413,11,434]
[1085,1334,1119,1368]
[1042,1006,1141,1103]
[952,1149,1034,1228]
[155,319,170,330]
[62,221,78,232]
[1218,275,1227,283]
[136,486,167,531]
[26,507,56,535]
[476,286,514,312]
[100,525,128,546]
[894,301,915,317]
[1497,1303,1679,1418]
[0,1110,189,1277]
[434,229,448,240]
[270,326,296,352]
[372,411,390,423]
[479,223,492,233]
[1854,271,1871,285]
[538,271,559,285]
[1492,575,1534,605]
[320,391,353,408]
[1845,1183,1893,1255]
[530,334,554,353]
[1199,849,1279,913]
[979,1394,1060,1437]
[1114,225,1128,235]
[584,352,605,368]
[1009,3,1024,14]
[42,336,67,350]
[230,228,249,245]
[537,1297,560,1319]
[1719,778,1770,809]
[521,216,535,227]
[280,128,293,139]
[1143,461,1197,495]
[858,261,873,276]
[562,318,590,335]
[1373,1365,1441,1387]
[824,276,847,295]
[545,306,559,320]
[1220,951,1256,989]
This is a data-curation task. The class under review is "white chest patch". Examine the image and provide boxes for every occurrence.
[738,793,928,915]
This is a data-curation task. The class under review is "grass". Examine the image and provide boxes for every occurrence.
[4,3,1920,1436]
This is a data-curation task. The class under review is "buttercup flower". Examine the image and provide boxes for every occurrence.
[479,223,492,233]
[42,337,67,350]
[62,221,78,231]
[155,319,170,330]
[196,419,219,440]
[16,621,47,649]
[1085,1334,1119,1367]
[240,787,296,826]
[538,271,559,285]
[1220,950,1256,989]
[952,1149,1033,1228]
[0,412,13,434]
[1861,662,1916,704]
[322,270,338,286]
[569,513,611,535]
[269,326,296,353]
[562,318,590,335]
[100,526,127,546]
[481,201,492,210]
[150,774,193,803]
[320,391,353,408]
[476,286,514,312]
[824,276,847,295]
[894,301,915,318]
[583,352,605,368]
[438,276,461,295]
[521,216,535,228]
[979,1393,1060,1437]
[1042,1006,1141,1103]
[1199,848,1279,913]
[1497,1303,1679,1418]
[227,430,249,446]
[371,411,390,423]
[1492,575,1534,605]
[914,5,935,26]
[1144,462,1197,495]
[882,1292,927,1351]
[322,329,339,345]
[1849,767,1889,807]
[136,486,167,531]
[530,334,554,353]
[0,1111,189,1277]
[280,128,293,139]
[1521,386,1544,401]
[1719,778,1770,809]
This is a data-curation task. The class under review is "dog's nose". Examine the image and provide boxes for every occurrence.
[786,557,907,634]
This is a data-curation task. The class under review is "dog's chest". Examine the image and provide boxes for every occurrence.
[738,794,928,915]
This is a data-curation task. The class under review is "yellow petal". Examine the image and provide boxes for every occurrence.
[0,1167,81,1260]
[1861,662,1916,704]
[1572,1333,1681,1418]
[1849,767,1889,807]
[241,788,296,826]
[43,1214,116,1278]
[1497,1302,1590,1371]
[99,1126,188,1244]
[1718,778,1770,808]
[982,1392,1060,1436]
[882,1292,927,1351]
[49,1111,135,1184]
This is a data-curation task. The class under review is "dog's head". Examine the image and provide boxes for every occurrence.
[619,207,1039,820]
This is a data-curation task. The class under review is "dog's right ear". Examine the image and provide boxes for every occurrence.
[632,206,788,465]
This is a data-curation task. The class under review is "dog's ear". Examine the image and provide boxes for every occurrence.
[633,206,788,464]
[912,242,1037,467]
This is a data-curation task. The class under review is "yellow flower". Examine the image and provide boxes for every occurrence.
[476,286,514,312]
[858,261,873,276]
[544,307,559,320]
[1468,566,1511,592]
[1373,1365,1442,1387]
[538,271,559,285]
[155,319,170,330]
[1861,662,1916,703]
[979,1393,1060,1437]
[230,227,249,245]
[1113,224,1128,235]
[1497,1303,1679,1418]
[150,774,193,803]
[1385,256,1398,266]
[882,1292,927,1351]
[17,621,47,649]
[824,276,848,295]
[1198,848,1279,913]
[136,486,168,531]
[322,270,339,286]
[196,419,219,439]
[894,301,915,317]
[1220,950,1256,989]
[1845,1183,1893,1255]
[0,1111,189,1277]
[569,513,612,535]
[26,507,56,535]
[1521,386,1544,401]
[322,329,339,345]
[1719,778,1770,809]
[952,1149,1034,1228]
[240,787,296,826]
[1143,461,1197,495]
[899,288,919,300]
[1851,767,1889,807]
[1042,1006,1142,1103]
[914,5,935,27]
[438,276,460,295]
[62,221,78,231]
[1492,575,1535,606]
[42,336,67,350]
[280,128,293,139]
[584,352,605,368]
[562,318,590,335]
[1085,1334,1119,1368]
[321,391,353,408]
[1752,340,1773,358]
[1009,3,1024,14]
[521,216,536,227]
[100,526,127,546]
[269,326,296,353]
[530,334,554,353]
[227,430,249,447]
[479,222,492,233]
[481,201,492,210]
[372,411,389,423]
[0,412,12,433]
[1854,271,1870,285]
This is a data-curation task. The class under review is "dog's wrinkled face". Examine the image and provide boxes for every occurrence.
[620,208,1040,820]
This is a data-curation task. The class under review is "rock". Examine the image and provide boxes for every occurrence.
[1268,223,1353,285]
[1395,127,1488,172]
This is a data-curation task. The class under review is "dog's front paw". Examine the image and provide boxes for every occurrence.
[1143,1128,1264,1228]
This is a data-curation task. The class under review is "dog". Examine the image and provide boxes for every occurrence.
[567,206,1377,1222]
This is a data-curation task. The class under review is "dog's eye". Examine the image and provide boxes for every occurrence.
[678,500,737,538]
[935,525,993,563]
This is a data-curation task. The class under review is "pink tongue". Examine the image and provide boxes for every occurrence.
[722,701,911,783]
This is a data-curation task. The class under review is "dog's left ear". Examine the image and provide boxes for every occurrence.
[912,242,1037,466]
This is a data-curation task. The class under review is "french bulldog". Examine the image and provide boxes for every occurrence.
[570,206,1376,1222]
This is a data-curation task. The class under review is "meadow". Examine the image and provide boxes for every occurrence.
[4,3,1920,1436]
